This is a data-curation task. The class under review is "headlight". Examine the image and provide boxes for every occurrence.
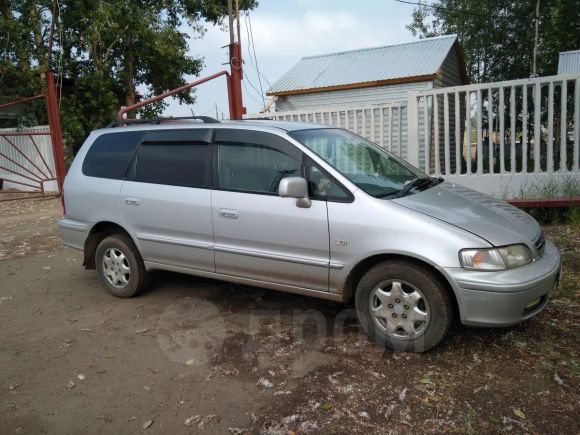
[459,244,533,271]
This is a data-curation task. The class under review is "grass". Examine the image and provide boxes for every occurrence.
[505,176,580,226]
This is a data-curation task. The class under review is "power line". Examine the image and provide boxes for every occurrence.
[392,0,490,18]
[243,70,266,107]
[246,12,272,89]
[243,12,272,89]
[242,13,266,108]
[242,78,265,108]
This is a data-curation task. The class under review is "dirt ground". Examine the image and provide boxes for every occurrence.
[0,196,578,434]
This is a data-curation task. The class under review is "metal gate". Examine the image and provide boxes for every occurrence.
[0,72,66,201]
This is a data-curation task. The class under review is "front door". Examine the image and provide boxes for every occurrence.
[211,129,330,291]
[120,129,215,272]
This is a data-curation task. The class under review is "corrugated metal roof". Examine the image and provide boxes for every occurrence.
[267,34,458,95]
[558,50,580,75]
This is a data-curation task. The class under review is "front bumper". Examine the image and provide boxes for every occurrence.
[444,240,561,327]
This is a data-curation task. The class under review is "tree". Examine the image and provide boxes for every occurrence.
[0,0,257,152]
[407,0,580,84]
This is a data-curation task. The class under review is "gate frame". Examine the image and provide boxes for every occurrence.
[0,72,66,198]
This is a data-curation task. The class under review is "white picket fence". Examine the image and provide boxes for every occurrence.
[407,74,579,196]
[247,74,580,198]
[249,102,410,157]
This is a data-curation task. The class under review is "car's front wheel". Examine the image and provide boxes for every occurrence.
[355,260,453,352]
[95,234,149,298]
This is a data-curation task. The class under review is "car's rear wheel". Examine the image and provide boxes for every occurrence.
[355,260,453,352]
[95,234,149,298]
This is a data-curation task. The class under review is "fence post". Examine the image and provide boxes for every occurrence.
[45,71,66,195]
[406,91,420,167]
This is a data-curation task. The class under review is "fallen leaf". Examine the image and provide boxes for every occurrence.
[399,387,407,401]
[186,359,195,366]
[185,415,200,426]
[554,372,564,385]
[198,414,217,429]
[320,403,333,411]
[143,420,153,429]
[256,378,273,389]
[513,408,526,420]
[135,328,149,334]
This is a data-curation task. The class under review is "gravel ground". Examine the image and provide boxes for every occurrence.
[0,197,578,434]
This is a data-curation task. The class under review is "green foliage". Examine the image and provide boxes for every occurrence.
[407,0,580,83]
[0,0,257,153]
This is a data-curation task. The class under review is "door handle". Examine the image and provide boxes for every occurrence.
[218,208,239,219]
[124,197,140,206]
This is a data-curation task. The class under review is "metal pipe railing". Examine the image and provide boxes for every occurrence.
[0,94,46,111]
[117,70,231,123]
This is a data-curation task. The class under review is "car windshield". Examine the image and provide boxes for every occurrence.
[290,128,429,198]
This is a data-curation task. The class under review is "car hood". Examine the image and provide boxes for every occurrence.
[390,182,540,246]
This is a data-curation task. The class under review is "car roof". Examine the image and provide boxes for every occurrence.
[92,119,330,135]
[233,119,329,131]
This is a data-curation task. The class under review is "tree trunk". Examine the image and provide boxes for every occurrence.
[123,44,136,119]
[30,4,47,72]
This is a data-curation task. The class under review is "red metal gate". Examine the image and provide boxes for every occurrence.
[0,72,66,201]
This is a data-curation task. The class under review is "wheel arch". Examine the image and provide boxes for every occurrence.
[342,253,460,319]
[83,221,136,269]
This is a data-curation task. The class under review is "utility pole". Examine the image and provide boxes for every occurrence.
[227,0,235,46]
[227,0,245,119]
[532,0,540,77]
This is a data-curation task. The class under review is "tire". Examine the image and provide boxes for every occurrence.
[355,260,453,352]
[95,234,150,298]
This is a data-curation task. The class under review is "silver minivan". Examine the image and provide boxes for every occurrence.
[58,118,561,351]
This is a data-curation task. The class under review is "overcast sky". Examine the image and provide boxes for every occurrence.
[164,0,421,118]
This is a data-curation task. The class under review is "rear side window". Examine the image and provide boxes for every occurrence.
[134,143,212,188]
[82,131,144,179]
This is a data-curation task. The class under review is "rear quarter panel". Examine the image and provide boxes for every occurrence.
[62,132,126,233]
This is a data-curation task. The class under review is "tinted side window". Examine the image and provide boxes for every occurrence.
[135,143,211,188]
[82,131,145,179]
[217,142,302,193]
[306,158,351,201]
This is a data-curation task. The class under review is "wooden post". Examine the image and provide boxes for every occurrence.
[406,91,420,167]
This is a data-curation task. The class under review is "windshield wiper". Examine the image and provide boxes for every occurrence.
[387,176,443,199]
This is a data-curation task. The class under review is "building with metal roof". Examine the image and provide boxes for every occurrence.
[558,50,580,75]
[267,34,468,111]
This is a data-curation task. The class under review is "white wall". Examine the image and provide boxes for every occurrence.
[275,81,433,111]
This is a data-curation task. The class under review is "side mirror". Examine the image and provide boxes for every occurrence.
[278,177,312,208]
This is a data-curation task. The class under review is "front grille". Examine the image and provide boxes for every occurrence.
[533,231,546,256]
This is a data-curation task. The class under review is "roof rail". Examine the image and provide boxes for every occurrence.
[106,116,220,128]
